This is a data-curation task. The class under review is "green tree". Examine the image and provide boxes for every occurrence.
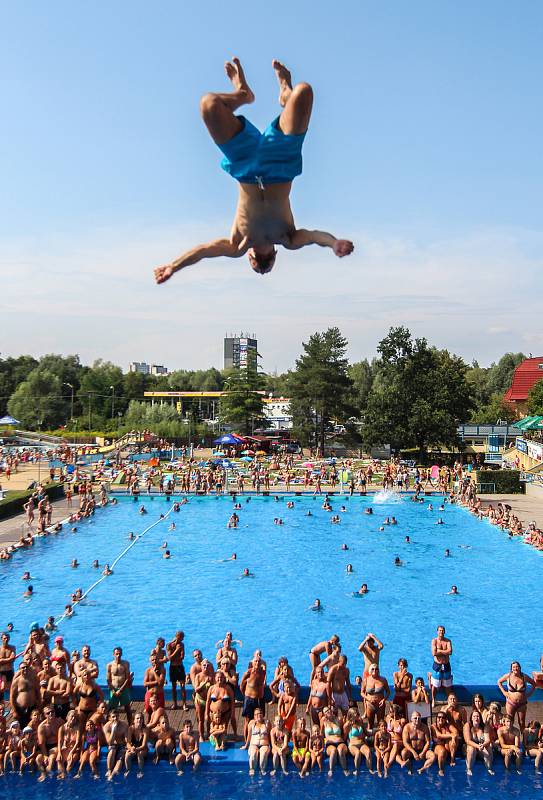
[219,370,266,434]
[349,359,374,417]
[77,360,124,430]
[0,355,39,415]
[363,327,473,459]
[470,393,517,423]
[8,370,64,429]
[288,327,353,453]
[527,379,543,415]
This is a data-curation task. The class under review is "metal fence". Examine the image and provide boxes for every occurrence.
[477,483,496,494]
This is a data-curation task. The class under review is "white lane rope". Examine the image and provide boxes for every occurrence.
[55,505,174,627]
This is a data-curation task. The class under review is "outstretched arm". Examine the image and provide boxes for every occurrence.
[154,238,246,284]
[285,229,354,257]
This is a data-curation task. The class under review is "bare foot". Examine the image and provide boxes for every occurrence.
[224,57,254,104]
[272,59,293,106]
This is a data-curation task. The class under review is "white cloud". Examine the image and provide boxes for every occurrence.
[1,222,541,370]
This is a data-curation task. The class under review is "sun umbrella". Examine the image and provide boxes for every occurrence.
[240,456,253,462]
[212,450,226,456]
[256,450,267,456]
[303,462,314,468]
[0,415,19,425]
[241,449,255,455]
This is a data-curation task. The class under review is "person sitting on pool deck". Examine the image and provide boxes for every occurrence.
[154,58,354,284]
[430,625,453,704]
[401,710,435,775]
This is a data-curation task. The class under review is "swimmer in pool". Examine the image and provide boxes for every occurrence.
[23,585,34,598]
[405,536,411,544]
[139,506,147,515]
[241,568,254,578]
[161,542,168,549]
[341,506,347,513]
[444,549,450,558]
[128,532,135,540]
[428,504,433,511]
[365,508,373,515]
[169,523,176,531]
[92,560,100,568]
[163,550,171,560]
[354,583,368,596]
[391,516,397,525]
[310,599,322,612]
[341,544,349,551]
[103,564,113,576]
[22,571,31,580]
[436,518,444,525]
[448,585,459,595]
[394,556,403,567]
[306,510,312,517]
[379,526,385,532]
[154,58,353,283]
[71,559,79,568]
[346,564,353,573]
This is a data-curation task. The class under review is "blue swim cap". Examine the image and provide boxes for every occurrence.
[30,621,40,631]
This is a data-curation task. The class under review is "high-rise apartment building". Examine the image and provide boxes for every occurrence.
[223,334,258,373]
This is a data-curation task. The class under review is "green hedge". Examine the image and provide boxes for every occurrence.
[476,469,523,494]
[0,482,65,521]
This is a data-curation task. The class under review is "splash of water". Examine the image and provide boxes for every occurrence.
[372,489,402,504]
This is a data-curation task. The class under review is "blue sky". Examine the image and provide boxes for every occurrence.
[1,0,542,373]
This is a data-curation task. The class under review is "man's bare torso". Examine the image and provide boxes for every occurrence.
[232,183,294,249]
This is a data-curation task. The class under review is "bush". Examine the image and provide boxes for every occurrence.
[476,469,523,494]
[0,482,65,521]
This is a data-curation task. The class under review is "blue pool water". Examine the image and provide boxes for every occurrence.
[1,494,542,682]
[1,761,542,800]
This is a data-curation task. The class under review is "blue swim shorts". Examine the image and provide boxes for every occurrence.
[431,661,453,688]
[218,115,306,186]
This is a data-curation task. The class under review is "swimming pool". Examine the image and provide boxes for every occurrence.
[1,759,542,800]
[1,494,542,682]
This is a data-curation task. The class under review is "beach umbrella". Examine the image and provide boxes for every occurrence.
[212,450,226,456]
[241,449,255,455]
[0,415,19,425]
[213,433,246,445]
[256,450,267,456]
[303,462,314,468]
[240,456,253,462]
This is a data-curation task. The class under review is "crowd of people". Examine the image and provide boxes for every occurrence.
[1,623,542,781]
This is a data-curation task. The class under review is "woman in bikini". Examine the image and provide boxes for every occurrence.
[320,705,349,777]
[74,670,104,722]
[374,719,392,777]
[523,719,541,772]
[343,706,372,775]
[361,663,390,727]
[498,661,536,731]
[57,709,81,778]
[243,707,270,776]
[385,703,408,770]
[463,709,494,775]
[291,716,311,776]
[392,658,412,715]
[431,710,458,776]
[270,715,289,776]
[205,670,235,742]
[193,660,214,741]
[76,719,100,779]
[124,711,148,777]
[306,665,328,726]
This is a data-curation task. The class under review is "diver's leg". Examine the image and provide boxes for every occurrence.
[273,60,313,135]
[200,57,254,145]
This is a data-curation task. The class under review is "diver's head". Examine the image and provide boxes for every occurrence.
[248,246,277,274]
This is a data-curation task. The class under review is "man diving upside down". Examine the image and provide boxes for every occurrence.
[154,58,354,282]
